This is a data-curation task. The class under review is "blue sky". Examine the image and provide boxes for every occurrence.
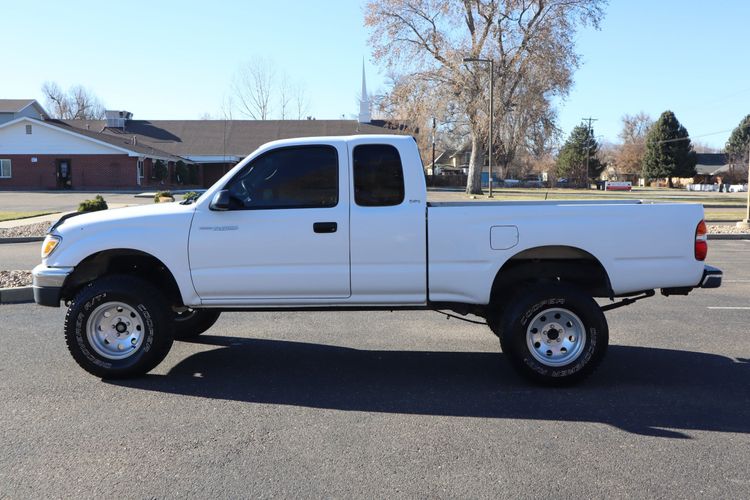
[3,0,748,148]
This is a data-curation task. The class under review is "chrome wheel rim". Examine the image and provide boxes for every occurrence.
[86,302,145,360]
[526,308,586,367]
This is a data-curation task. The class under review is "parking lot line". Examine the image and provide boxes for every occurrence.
[707,306,750,310]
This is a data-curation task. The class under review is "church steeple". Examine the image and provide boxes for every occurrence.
[358,59,371,124]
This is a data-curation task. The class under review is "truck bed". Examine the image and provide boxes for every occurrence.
[426,200,705,303]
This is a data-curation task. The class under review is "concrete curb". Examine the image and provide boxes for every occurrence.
[0,286,33,304]
[708,233,750,240]
[0,237,44,244]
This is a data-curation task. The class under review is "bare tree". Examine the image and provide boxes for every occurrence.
[42,81,105,120]
[365,0,606,194]
[220,94,235,121]
[230,59,313,120]
[615,112,653,175]
[293,82,311,120]
[232,57,276,119]
[278,73,292,120]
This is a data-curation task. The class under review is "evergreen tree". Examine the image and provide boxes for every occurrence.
[153,160,167,181]
[556,124,602,186]
[643,111,696,187]
[725,114,750,166]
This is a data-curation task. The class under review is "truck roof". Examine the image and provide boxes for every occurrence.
[259,134,416,149]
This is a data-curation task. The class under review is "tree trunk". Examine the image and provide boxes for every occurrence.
[466,131,485,195]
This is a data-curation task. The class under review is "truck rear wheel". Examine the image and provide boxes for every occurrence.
[64,275,174,379]
[173,309,221,340]
[493,283,608,386]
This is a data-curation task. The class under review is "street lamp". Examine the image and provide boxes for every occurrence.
[463,57,494,198]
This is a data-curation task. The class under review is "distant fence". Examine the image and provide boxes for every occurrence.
[687,183,748,192]
[425,175,468,188]
[425,175,571,189]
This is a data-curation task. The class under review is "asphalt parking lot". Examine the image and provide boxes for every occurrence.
[0,242,40,270]
[0,241,748,498]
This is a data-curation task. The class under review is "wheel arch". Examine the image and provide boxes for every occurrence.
[61,248,185,306]
[490,245,613,304]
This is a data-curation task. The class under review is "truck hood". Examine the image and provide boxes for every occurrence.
[53,202,194,234]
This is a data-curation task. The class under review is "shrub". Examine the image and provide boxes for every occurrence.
[153,160,168,181]
[182,191,199,201]
[175,160,199,185]
[154,190,174,203]
[187,164,199,184]
[77,195,108,213]
[175,161,188,184]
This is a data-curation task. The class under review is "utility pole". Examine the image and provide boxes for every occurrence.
[582,117,598,188]
[432,117,436,175]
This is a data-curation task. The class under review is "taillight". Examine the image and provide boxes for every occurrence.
[695,220,708,261]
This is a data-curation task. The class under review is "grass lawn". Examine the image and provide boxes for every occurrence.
[0,211,55,222]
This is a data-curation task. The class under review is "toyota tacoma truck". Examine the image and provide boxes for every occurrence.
[32,135,722,385]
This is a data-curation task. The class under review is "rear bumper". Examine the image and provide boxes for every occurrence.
[32,264,73,307]
[662,265,722,296]
[699,264,722,288]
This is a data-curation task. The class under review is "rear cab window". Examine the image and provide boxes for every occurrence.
[352,144,405,207]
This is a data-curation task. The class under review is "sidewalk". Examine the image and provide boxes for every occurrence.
[0,212,66,229]
[0,203,134,229]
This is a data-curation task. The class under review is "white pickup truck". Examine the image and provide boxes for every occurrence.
[33,135,722,385]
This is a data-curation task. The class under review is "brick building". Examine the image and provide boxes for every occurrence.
[0,101,185,190]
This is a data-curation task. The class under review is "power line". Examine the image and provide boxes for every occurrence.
[622,127,735,147]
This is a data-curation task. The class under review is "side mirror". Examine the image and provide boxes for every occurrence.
[209,190,231,211]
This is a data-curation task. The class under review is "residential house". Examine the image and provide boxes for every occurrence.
[0,103,183,190]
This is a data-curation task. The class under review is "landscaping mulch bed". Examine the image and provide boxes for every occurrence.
[0,270,32,288]
[707,223,750,235]
[0,222,51,239]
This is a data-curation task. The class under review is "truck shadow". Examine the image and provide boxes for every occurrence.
[110,337,750,438]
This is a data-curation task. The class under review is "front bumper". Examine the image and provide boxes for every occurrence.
[32,264,74,307]
[699,264,722,288]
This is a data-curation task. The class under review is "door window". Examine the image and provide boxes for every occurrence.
[225,146,338,209]
[352,144,405,206]
[136,159,144,185]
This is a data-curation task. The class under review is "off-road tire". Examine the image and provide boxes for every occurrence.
[64,275,174,379]
[494,283,608,386]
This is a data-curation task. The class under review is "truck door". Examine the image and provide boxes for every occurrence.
[348,139,427,304]
[188,142,350,302]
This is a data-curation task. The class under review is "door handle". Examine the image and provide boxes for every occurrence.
[313,222,337,233]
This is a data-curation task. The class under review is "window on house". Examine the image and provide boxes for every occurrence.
[225,146,338,209]
[0,159,11,178]
[352,144,405,207]
[25,125,32,134]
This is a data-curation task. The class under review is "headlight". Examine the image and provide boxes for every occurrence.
[41,235,62,259]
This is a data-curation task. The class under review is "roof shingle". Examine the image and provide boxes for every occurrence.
[63,119,412,159]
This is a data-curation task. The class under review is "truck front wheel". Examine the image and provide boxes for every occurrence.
[64,275,174,378]
[494,283,608,386]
